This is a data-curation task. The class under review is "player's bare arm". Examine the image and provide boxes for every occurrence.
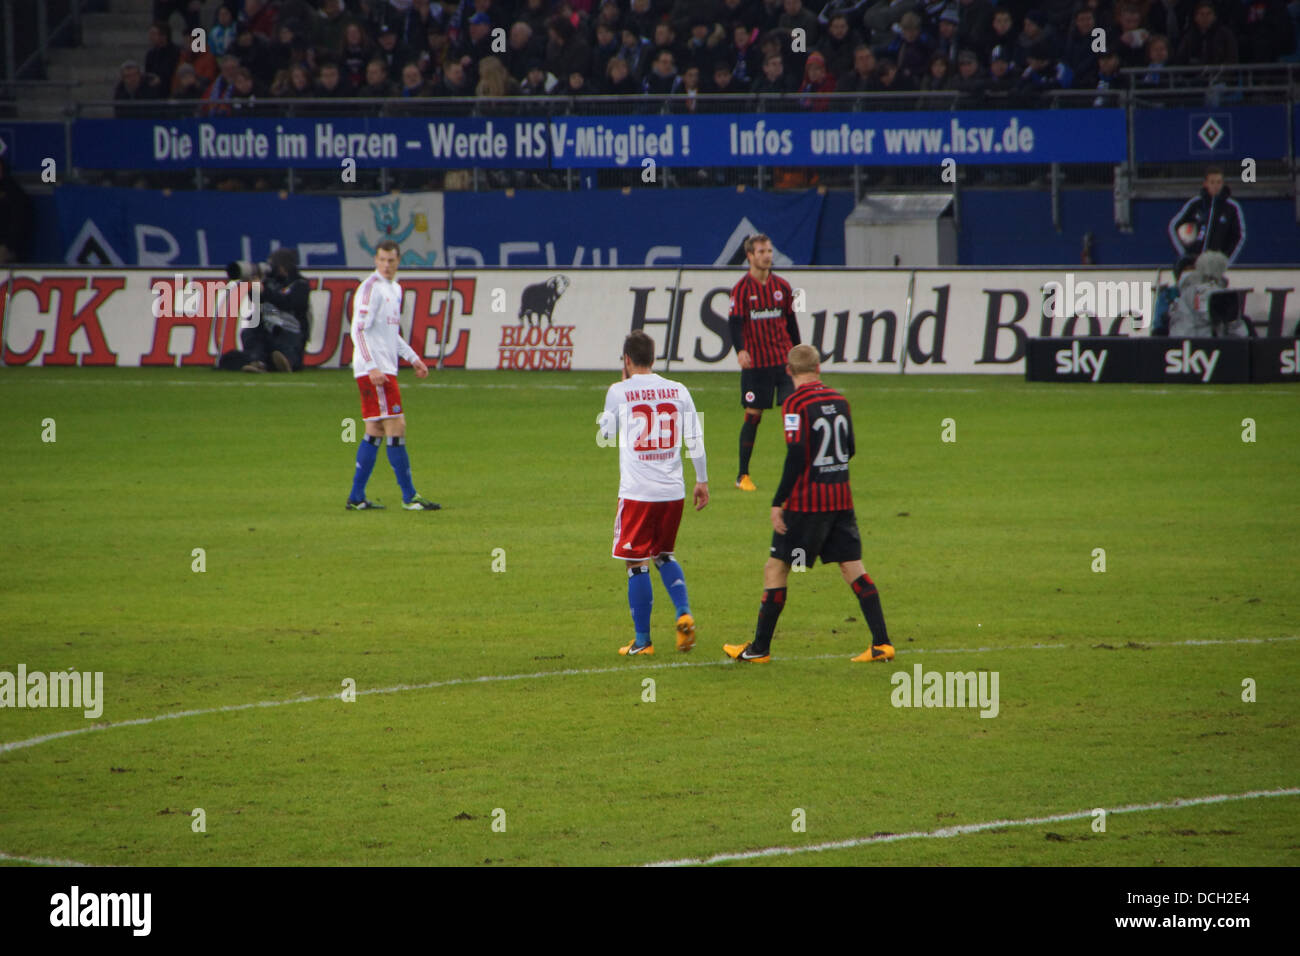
[693,482,709,511]
[737,348,752,369]
[771,505,787,534]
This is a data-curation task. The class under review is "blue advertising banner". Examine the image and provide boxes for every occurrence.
[958,189,1300,266]
[54,184,345,266]
[442,187,823,267]
[52,184,825,266]
[71,110,1124,171]
[1134,105,1288,163]
[0,122,65,174]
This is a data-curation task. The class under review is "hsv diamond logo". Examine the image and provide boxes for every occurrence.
[1198,118,1223,149]
[1190,114,1231,155]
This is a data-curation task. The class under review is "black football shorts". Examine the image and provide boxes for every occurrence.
[741,364,795,409]
[770,509,862,567]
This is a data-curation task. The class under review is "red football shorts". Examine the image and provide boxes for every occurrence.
[356,374,403,420]
[612,498,684,560]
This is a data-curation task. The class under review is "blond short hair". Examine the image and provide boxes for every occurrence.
[787,344,820,375]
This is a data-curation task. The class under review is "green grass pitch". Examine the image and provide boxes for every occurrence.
[1,367,1297,866]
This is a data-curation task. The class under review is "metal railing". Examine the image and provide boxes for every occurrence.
[1120,62,1300,93]
[69,87,1128,121]
[58,61,1300,119]
[8,69,1295,234]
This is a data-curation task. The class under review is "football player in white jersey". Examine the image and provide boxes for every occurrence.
[598,330,709,656]
[345,240,440,511]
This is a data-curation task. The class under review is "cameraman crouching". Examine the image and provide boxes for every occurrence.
[1167,250,1251,338]
[221,248,312,372]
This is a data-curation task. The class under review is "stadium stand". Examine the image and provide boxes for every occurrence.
[6,1,1296,121]
[1,0,1297,263]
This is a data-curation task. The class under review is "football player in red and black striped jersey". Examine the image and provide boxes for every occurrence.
[728,234,802,492]
[724,345,895,664]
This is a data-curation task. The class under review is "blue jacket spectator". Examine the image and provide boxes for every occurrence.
[1139,33,1173,86]
[211,5,238,57]
[1016,10,1059,63]
[1017,42,1072,92]
[1061,8,1101,88]
[883,11,935,83]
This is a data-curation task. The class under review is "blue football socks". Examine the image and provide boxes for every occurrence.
[349,434,381,502]
[386,435,417,501]
[655,555,691,617]
[628,565,653,647]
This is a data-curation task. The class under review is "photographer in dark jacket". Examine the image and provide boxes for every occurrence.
[220,248,313,372]
[0,156,34,264]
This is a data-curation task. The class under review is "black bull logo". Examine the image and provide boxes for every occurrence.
[518,275,571,328]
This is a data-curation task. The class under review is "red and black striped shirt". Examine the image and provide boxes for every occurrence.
[774,381,855,513]
[728,272,800,369]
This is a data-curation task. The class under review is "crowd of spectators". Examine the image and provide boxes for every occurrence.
[115,0,1300,117]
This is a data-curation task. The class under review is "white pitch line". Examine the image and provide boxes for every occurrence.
[643,787,1300,867]
[0,660,727,755]
[15,783,1295,869]
[4,377,1297,396]
[2,638,1295,870]
[0,378,589,391]
[0,851,90,867]
[0,377,1003,395]
[0,378,609,391]
[0,377,321,387]
[1,635,1295,757]
[0,378,934,393]
[1122,387,1299,397]
[9,787,1297,872]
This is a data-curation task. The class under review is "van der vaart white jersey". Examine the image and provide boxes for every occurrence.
[350,271,419,377]
[600,373,708,502]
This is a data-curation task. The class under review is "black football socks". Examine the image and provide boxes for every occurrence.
[850,573,891,647]
[751,587,787,655]
[738,414,759,478]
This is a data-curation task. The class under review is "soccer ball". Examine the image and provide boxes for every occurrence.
[1176,222,1198,246]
